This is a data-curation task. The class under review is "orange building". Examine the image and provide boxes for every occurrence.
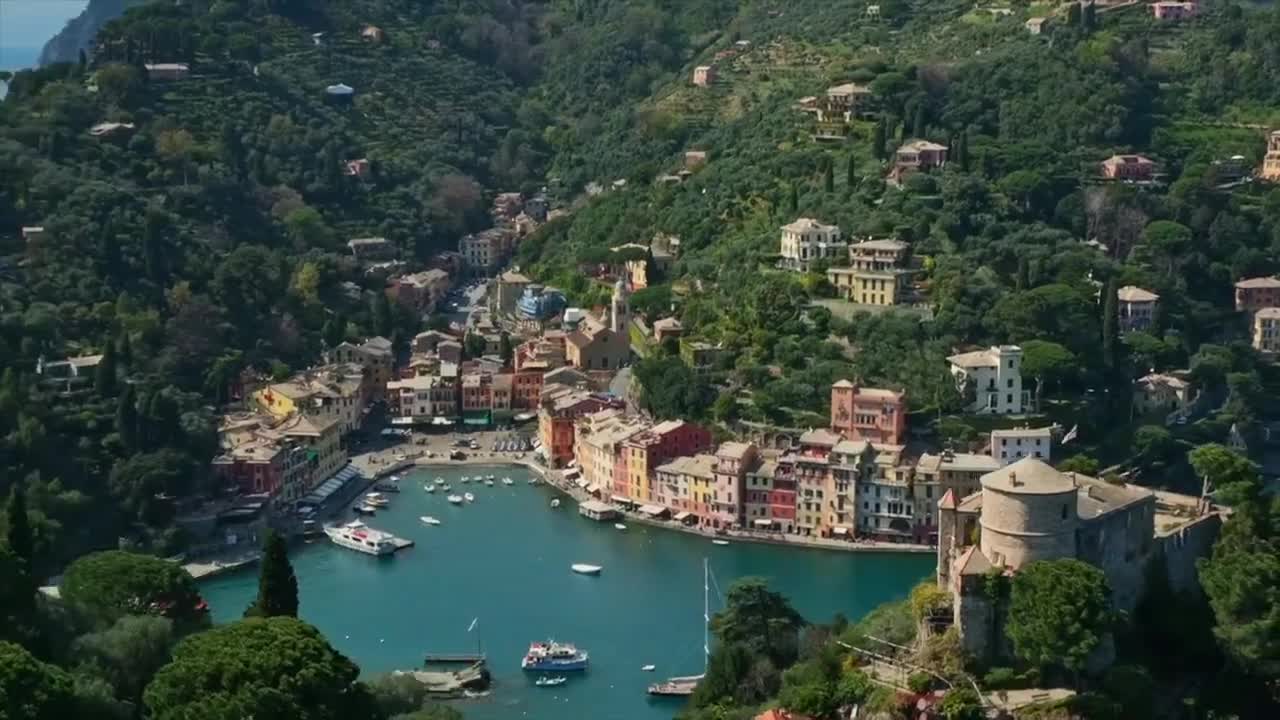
[619,420,713,501]
[537,385,624,468]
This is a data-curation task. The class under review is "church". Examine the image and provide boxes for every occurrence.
[565,279,632,371]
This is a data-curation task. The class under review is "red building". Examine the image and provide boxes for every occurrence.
[830,379,907,446]
[1101,154,1156,181]
[538,387,625,467]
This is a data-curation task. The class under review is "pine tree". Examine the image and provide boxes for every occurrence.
[116,383,139,451]
[245,531,298,618]
[6,483,34,583]
[871,118,887,161]
[95,342,118,397]
[322,316,345,348]
[823,161,834,193]
[845,154,856,188]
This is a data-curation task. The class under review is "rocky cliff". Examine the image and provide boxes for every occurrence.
[38,0,145,66]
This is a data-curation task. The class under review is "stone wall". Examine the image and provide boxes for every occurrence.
[1077,497,1156,611]
[979,486,1077,568]
[1157,512,1222,593]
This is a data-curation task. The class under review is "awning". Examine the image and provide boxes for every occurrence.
[301,464,363,505]
[832,526,850,536]
[673,511,693,521]
[610,495,634,505]
[753,518,774,527]
[431,417,455,426]
[586,483,602,495]
[563,468,581,479]
[639,504,667,517]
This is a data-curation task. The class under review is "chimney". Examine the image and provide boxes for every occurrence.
[1008,471,1019,487]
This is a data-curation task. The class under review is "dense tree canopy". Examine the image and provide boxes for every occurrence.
[1007,559,1113,679]
[61,551,207,631]
[142,617,378,720]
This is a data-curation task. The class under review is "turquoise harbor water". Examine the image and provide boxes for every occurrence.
[200,465,934,720]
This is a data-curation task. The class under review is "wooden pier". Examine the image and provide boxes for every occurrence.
[423,652,486,664]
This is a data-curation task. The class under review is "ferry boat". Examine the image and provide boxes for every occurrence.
[521,641,589,672]
[324,520,397,556]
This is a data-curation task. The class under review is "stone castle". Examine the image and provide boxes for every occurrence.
[935,457,1223,661]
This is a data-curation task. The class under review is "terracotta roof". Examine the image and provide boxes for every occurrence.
[980,457,1075,495]
[717,441,753,459]
[832,379,855,389]
[1237,276,1280,289]
[781,217,839,234]
[1257,307,1280,319]
[955,546,993,576]
[566,331,591,348]
[938,488,957,510]
[1118,285,1159,302]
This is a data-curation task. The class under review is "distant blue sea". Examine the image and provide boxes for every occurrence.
[1,45,43,72]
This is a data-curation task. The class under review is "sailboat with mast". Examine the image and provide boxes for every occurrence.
[647,558,711,696]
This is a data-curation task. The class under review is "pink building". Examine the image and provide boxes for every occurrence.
[1151,1,1197,20]
[712,442,758,528]
[830,380,907,446]
[617,420,712,502]
[1101,154,1156,181]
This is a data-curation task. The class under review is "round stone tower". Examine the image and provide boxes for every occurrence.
[978,457,1078,570]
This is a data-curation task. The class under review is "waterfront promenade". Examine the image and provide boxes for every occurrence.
[349,431,933,555]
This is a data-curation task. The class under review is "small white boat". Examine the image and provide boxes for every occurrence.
[485,479,494,486]
[364,492,390,508]
[502,477,514,485]
[447,495,464,505]
[434,477,445,485]
[487,474,496,481]
[388,475,400,482]
[535,676,567,687]
[550,499,561,508]
[528,477,539,485]
[614,523,627,531]
[464,492,476,503]
[571,563,602,575]
[420,516,441,526]
[461,476,470,483]
[642,665,656,672]
[425,485,436,493]
[354,505,377,516]
[712,539,730,546]
[442,484,451,491]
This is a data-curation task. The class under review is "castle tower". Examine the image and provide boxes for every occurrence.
[610,278,629,334]
[978,457,1078,570]
[936,489,959,588]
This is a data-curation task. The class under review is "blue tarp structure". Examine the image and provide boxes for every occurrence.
[301,464,363,505]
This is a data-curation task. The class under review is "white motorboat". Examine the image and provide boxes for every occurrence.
[441,484,452,491]
[642,665,656,672]
[420,516,441,526]
[354,504,377,516]
[528,477,539,485]
[388,475,400,483]
[487,474,496,481]
[534,676,567,687]
[364,492,390,508]
[502,477,514,485]
[550,498,561,508]
[447,495,464,504]
[484,479,494,486]
[461,476,470,483]
[464,492,476,503]
[614,523,627,531]
[571,563,602,575]
[712,539,730,546]
[425,485,436,494]
[434,477,445,485]
[325,520,397,555]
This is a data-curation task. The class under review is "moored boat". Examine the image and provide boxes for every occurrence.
[354,504,377,516]
[425,485,436,493]
[712,539,730,546]
[447,495,464,504]
[642,664,656,672]
[502,477,514,485]
[464,492,475,503]
[484,479,494,486]
[324,520,397,556]
[434,477,445,485]
[521,641,589,672]
[571,563,602,575]
[535,675,567,687]
[550,499,561,508]
[364,492,391,508]
[614,523,627,531]
[420,516,441,526]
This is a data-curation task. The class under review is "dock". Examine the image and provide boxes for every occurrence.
[396,661,490,696]
[390,536,414,551]
[423,652,486,664]
[647,675,701,696]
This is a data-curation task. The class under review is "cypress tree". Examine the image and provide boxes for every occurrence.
[957,129,970,172]
[787,183,799,215]
[245,530,298,618]
[1102,277,1119,372]
[911,104,926,139]
[823,161,834,193]
[116,331,133,370]
[871,118,886,161]
[6,483,35,583]
[116,383,139,451]
[846,154,856,188]
[95,342,117,397]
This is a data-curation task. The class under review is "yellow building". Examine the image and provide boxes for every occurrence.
[826,239,915,307]
[273,413,346,490]
[573,409,647,499]
[253,363,370,437]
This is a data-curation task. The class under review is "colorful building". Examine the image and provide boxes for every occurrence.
[537,386,625,468]
[712,442,757,528]
[1235,276,1280,313]
[620,420,712,502]
[830,379,907,445]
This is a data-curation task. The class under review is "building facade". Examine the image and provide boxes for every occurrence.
[1117,286,1159,333]
[1235,277,1280,313]
[779,218,844,272]
[948,345,1028,415]
[990,427,1053,465]
[830,379,907,445]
